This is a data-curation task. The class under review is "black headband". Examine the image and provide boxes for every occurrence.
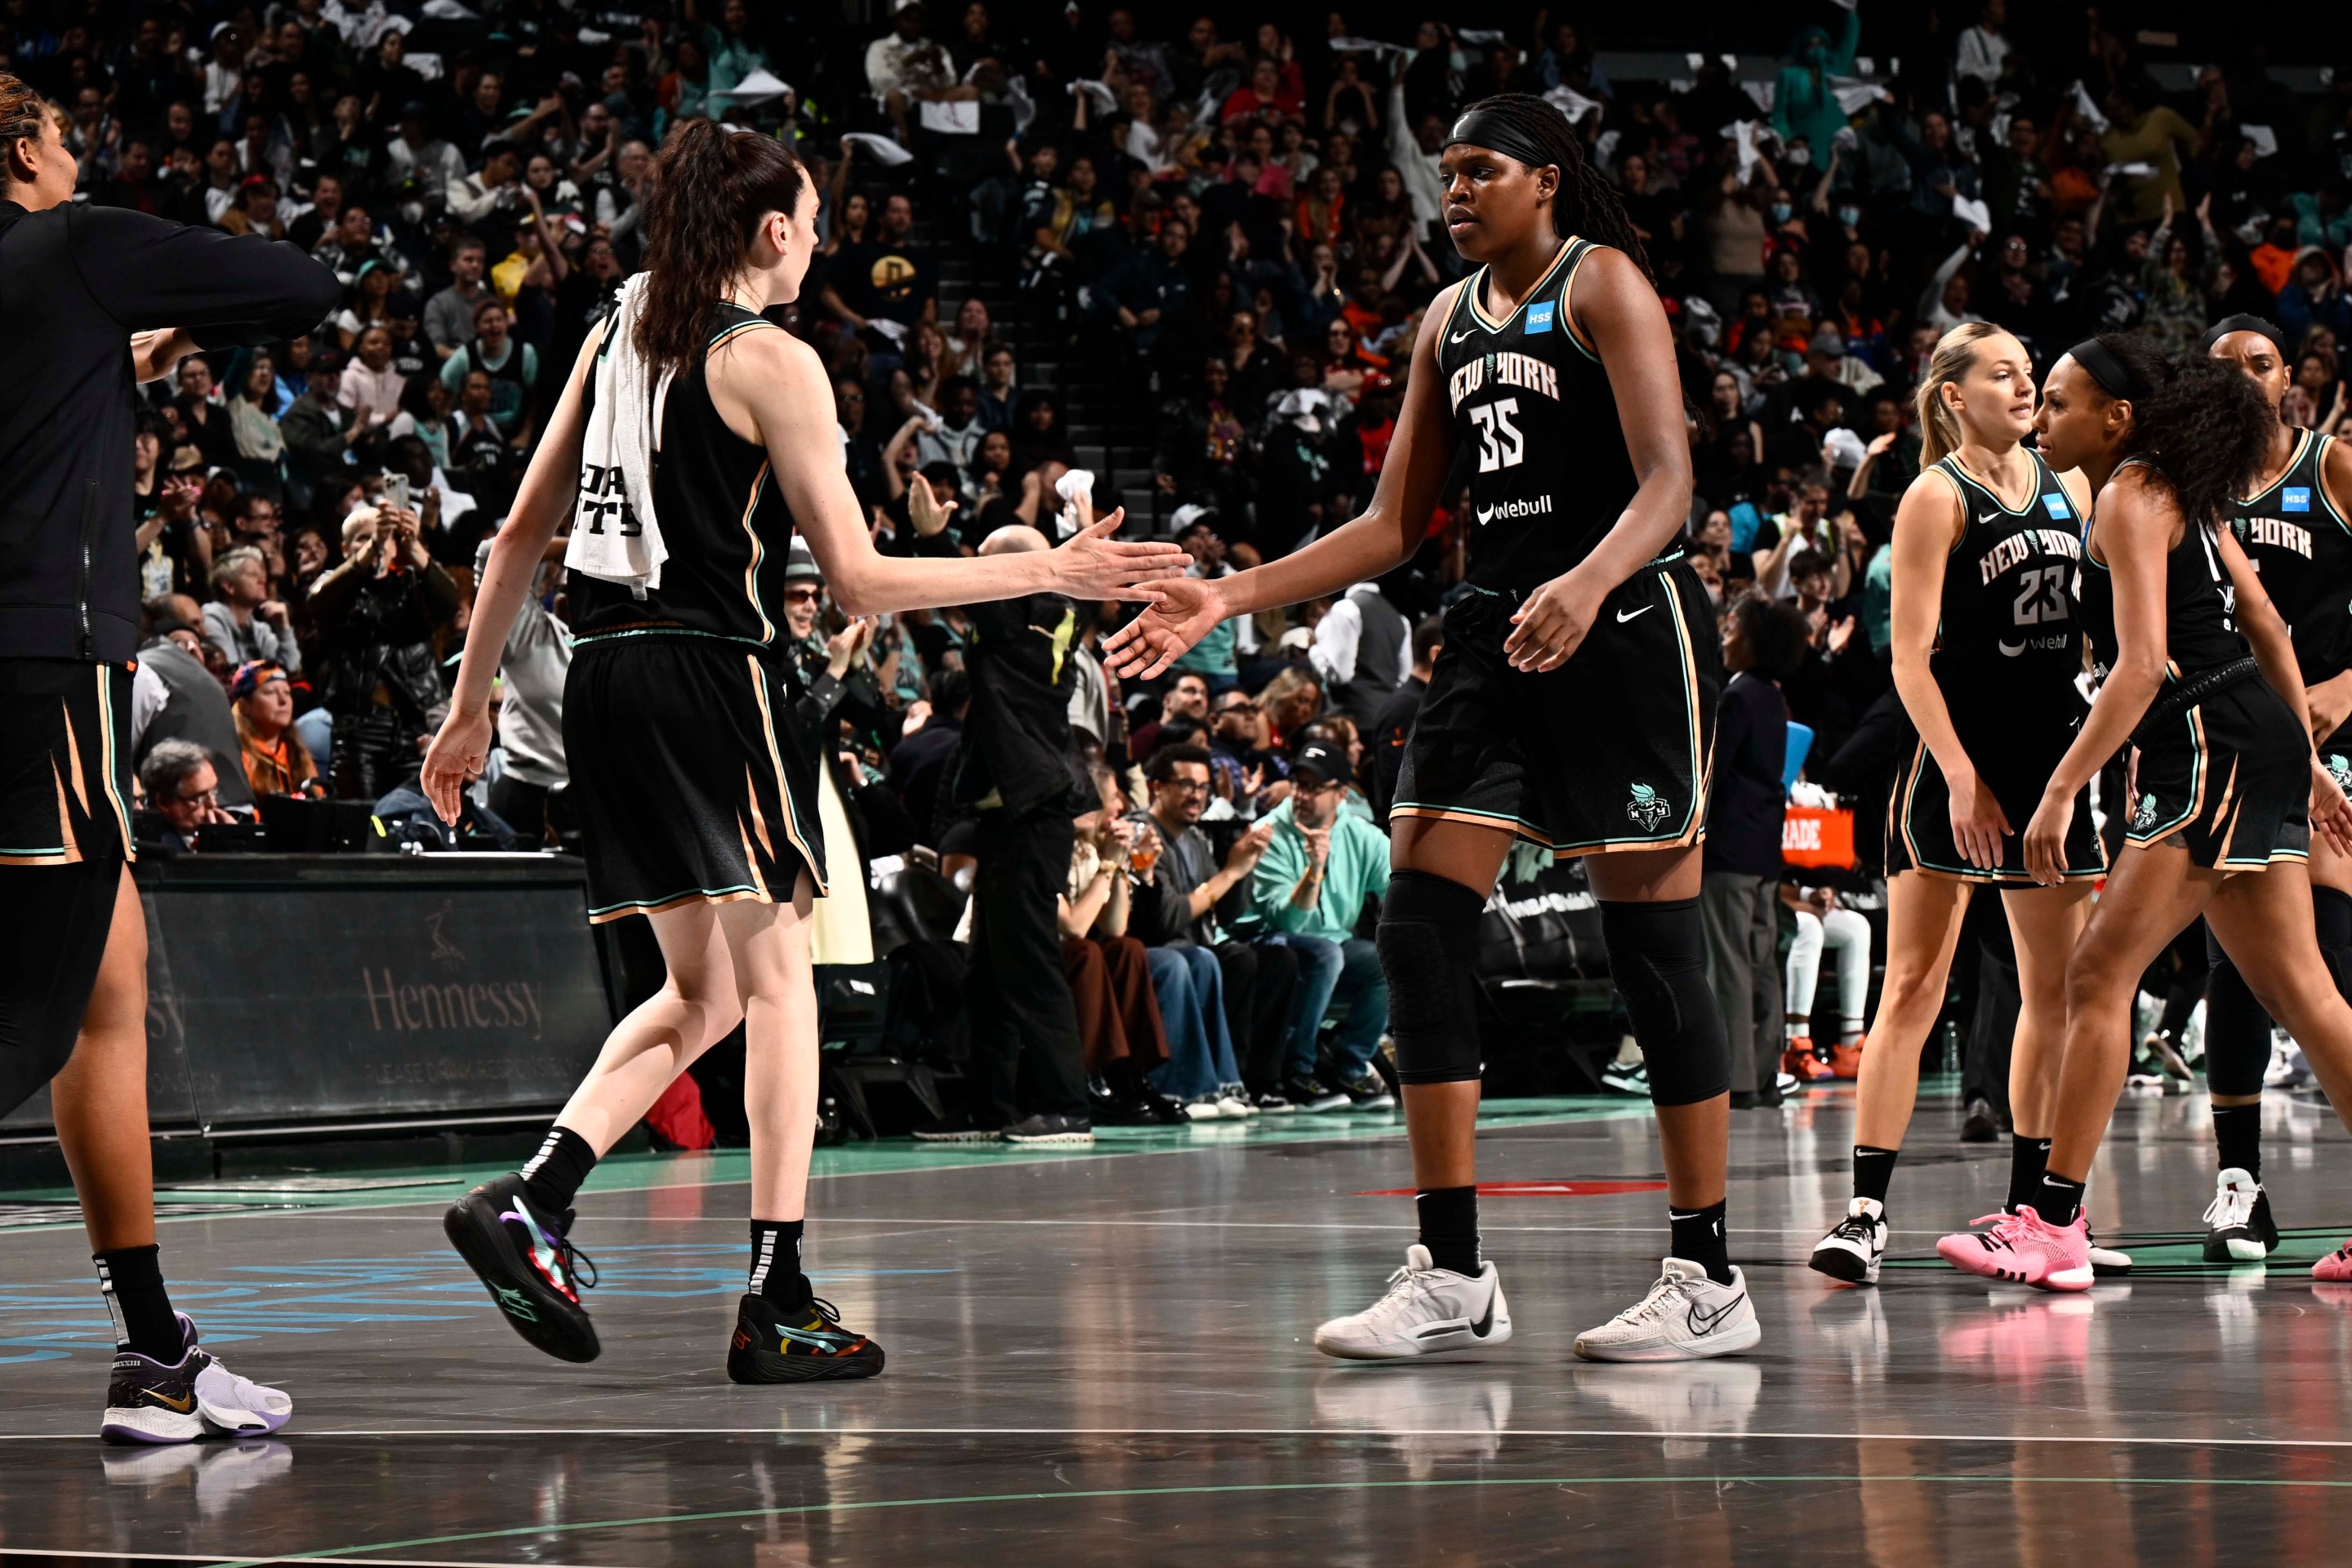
[1442,109,1559,175]
[2068,337,2148,403]
[2198,312,2291,359]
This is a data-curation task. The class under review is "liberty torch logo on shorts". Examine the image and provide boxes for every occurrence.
[2330,755,2352,795]
[2132,792,2159,833]
[1624,782,1671,831]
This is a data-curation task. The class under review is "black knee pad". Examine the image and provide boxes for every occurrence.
[2317,887,2352,1000]
[1600,897,1729,1107]
[2203,941,2274,1098]
[1378,870,1488,1084]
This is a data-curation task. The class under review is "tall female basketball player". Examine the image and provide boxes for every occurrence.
[2005,334,2352,1290]
[1807,324,2112,1287]
[1107,96,1753,1363]
[2196,314,2352,1262]
[422,122,1186,1379]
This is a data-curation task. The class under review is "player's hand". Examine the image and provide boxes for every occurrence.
[421,706,493,825]
[1947,766,2014,871]
[2021,785,2074,887]
[1503,568,1603,673]
[1102,574,1228,679]
[1048,510,1190,604]
[2313,756,2352,858]
[2309,671,2352,743]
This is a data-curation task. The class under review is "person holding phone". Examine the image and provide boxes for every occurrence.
[305,500,461,800]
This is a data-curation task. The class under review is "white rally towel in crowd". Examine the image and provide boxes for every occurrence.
[564,273,675,597]
[1054,467,1097,540]
[2069,80,2109,133]
[1827,75,1886,115]
[1545,86,1601,124]
[840,131,915,166]
[713,67,794,104]
[1329,36,1410,61]
[1951,194,1993,234]
[2242,124,2278,160]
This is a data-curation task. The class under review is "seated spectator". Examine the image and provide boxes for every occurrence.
[439,299,537,443]
[132,599,258,815]
[974,343,1023,434]
[229,660,322,799]
[173,354,237,471]
[340,324,407,433]
[1245,738,1391,1107]
[1130,671,1209,760]
[915,376,983,471]
[203,546,300,676]
[281,348,360,513]
[136,739,234,853]
[1365,614,1442,820]
[425,238,492,360]
[1061,797,1175,1123]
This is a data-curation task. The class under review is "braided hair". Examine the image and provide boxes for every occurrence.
[1449,92,1655,283]
[0,73,62,164]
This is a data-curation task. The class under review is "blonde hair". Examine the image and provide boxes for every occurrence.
[1914,322,2014,469]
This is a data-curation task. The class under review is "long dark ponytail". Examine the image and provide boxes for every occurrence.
[2094,332,2273,531]
[636,119,808,378]
[1449,92,1655,283]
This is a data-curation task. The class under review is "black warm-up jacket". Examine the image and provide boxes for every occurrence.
[0,201,340,664]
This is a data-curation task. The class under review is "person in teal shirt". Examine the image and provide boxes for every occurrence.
[1771,11,1862,167]
[1247,739,1393,1104]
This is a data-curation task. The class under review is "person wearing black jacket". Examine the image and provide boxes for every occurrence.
[1365,614,1443,820]
[910,517,1097,1143]
[0,80,337,1444]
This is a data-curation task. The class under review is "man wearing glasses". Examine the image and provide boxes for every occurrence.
[136,740,234,854]
[1249,739,1396,1110]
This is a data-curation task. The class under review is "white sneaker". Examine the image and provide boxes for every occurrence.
[2266,1037,2313,1090]
[2202,1167,2278,1262]
[1220,1084,1260,1116]
[1808,1197,1887,1285]
[1573,1258,1761,1362]
[1312,1245,1512,1361]
[1215,1093,1254,1119]
[1182,1098,1227,1122]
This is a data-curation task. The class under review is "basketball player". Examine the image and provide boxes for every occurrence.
[422,122,1185,1380]
[2197,314,2352,1262]
[1807,324,2120,1286]
[1107,96,1754,1362]
[2007,334,2352,1290]
[0,78,341,1439]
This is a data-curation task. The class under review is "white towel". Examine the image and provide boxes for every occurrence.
[564,273,675,598]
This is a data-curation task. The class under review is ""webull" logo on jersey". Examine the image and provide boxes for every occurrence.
[1472,495,1554,524]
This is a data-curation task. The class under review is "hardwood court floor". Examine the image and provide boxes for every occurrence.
[3,1085,2350,1566]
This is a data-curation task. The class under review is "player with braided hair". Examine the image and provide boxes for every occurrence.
[1109,93,1757,1363]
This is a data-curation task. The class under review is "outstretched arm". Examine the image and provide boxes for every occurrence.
[730,327,1187,617]
[1103,283,1461,679]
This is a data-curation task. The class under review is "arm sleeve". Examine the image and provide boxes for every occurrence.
[65,205,341,347]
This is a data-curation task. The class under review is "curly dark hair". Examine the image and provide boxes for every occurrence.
[1447,93,1655,283]
[2094,332,2274,530]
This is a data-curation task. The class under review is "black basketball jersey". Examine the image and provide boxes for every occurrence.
[570,305,802,648]
[1433,237,1637,592]
[2227,428,2352,683]
[2074,459,2249,684]
[1927,452,2085,706]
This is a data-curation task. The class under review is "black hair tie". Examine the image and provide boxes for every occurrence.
[2197,313,2291,360]
[1442,108,1560,172]
[2069,338,2148,403]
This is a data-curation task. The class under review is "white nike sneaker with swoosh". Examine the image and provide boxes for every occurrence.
[1313,1245,1512,1360]
[1573,1258,1762,1362]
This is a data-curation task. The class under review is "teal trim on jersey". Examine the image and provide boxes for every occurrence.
[2223,847,2310,868]
[1461,237,1580,336]
[2319,433,2350,531]
[1556,238,1602,364]
[570,626,774,651]
[589,883,763,918]
[0,844,68,858]
[2241,429,2350,537]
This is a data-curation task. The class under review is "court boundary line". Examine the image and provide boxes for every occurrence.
[8,1427,2352,1446]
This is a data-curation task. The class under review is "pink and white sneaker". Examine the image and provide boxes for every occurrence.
[2314,1239,2352,1283]
[1936,1209,2095,1291]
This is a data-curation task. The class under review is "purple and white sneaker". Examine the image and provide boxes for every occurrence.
[100,1314,292,1445]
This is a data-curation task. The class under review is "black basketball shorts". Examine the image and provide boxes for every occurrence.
[1392,556,1722,855]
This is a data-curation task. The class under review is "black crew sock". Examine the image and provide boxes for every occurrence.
[2007,1134,2052,1213]
[2032,1173,2087,1227]
[1416,1186,1481,1276]
[519,1125,598,1218]
[1851,1145,1899,1206]
[2212,1104,2263,1183]
[1669,1200,1734,1285]
[96,1245,182,1363]
[747,1219,812,1310]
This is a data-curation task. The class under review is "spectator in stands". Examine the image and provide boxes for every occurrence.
[425,238,492,359]
[1365,615,1442,819]
[1308,576,1411,724]
[203,546,299,676]
[1247,738,1391,1109]
[137,739,234,853]
[1130,670,1209,760]
[306,501,458,800]
[1701,593,1808,1109]
[1061,793,1178,1124]
[229,660,321,799]
[132,599,258,816]
[439,298,537,443]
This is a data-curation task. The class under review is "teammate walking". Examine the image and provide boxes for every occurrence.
[1107,95,1755,1362]
[2009,334,2352,1290]
[422,121,1184,1380]
[0,78,341,1440]
[2195,314,2352,1262]
[1806,324,2114,1287]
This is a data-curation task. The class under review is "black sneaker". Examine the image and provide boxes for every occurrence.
[726,1292,885,1383]
[1959,1096,2002,1143]
[2202,1169,2280,1262]
[443,1173,600,1363]
[912,1113,1002,1143]
[1003,1112,1094,1145]
[1250,1089,1297,1114]
[1281,1075,1348,1113]
[99,1339,202,1446]
[1339,1073,1396,1111]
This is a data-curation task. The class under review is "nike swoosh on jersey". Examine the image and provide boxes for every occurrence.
[1450,328,1477,344]
[1615,605,1654,623]
[1977,511,2000,525]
